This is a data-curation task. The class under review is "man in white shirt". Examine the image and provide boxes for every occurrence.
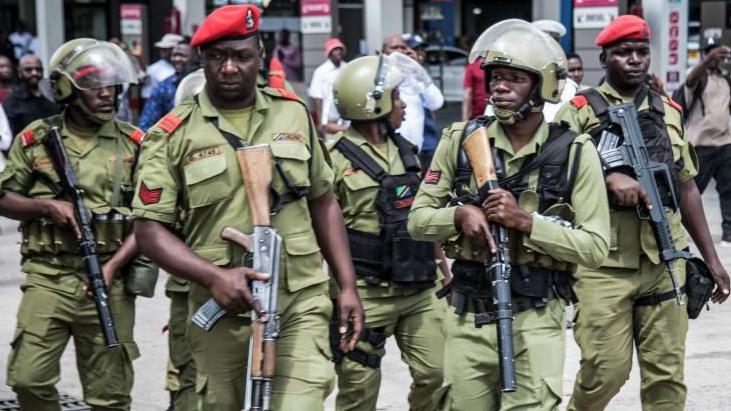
[308,38,348,138]
[382,34,444,150]
[141,33,183,100]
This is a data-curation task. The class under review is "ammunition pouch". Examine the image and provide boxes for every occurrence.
[20,211,130,257]
[123,254,160,298]
[329,308,386,368]
[440,260,574,319]
[635,257,714,319]
[685,257,714,319]
[335,133,436,288]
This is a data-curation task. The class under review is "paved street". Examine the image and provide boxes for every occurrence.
[0,182,729,410]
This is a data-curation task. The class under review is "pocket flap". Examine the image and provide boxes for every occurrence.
[342,171,380,191]
[271,141,311,161]
[184,156,227,185]
[284,231,320,256]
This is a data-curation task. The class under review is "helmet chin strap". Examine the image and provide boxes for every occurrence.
[489,88,543,125]
[73,94,116,125]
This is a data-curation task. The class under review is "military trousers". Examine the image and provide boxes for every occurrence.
[694,144,731,238]
[569,257,688,411]
[436,298,566,411]
[165,288,196,411]
[6,272,138,411]
[335,286,445,411]
[187,281,334,411]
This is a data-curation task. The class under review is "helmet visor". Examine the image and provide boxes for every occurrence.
[469,19,564,67]
[379,52,432,95]
[61,42,138,90]
[175,68,206,105]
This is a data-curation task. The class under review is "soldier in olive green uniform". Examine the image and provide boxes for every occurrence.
[552,16,730,411]
[0,39,143,411]
[408,20,611,410]
[327,54,444,411]
[131,6,364,411]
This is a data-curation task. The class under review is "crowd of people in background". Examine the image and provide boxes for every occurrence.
[0,6,730,411]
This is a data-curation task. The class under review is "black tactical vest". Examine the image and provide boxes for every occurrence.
[443,117,581,313]
[453,116,582,212]
[334,133,437,289]
[579,87,683,207]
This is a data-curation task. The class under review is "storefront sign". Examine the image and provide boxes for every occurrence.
[574,0,618,6]
[301,0,331,17]
[574,6,618,29]
[645,0,688,91]
[301,0,331,34]
[121,4,143,35]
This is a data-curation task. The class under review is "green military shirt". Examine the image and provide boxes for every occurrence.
[554,82,698,269]
[328,127,426,294]
[407,120,610,270]
[0,113,142,275]
[132,87,334,292]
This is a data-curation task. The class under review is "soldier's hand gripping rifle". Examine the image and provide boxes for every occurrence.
[44,126,119,348]
[462,124,516,392]
[599,103,687,305]
[191,144,282,411]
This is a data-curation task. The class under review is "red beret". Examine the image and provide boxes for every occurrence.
[595,15,651,47]
[191,5,261,48]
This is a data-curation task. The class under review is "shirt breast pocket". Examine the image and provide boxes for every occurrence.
[183,155,230,208]
[342,171,380,215]
[270,142,312,195]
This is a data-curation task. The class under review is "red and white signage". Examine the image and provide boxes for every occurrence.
[300,0,331,34]
[574,0,618,7]
[644,0,688,91]
[121,4,143,35]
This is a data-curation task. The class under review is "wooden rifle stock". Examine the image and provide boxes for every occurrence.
[238,144,273,227]
[461,125,517,392]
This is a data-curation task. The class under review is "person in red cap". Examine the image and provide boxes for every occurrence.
[132,5,364,411]
[308,38,348,138]
[556,14,730,411]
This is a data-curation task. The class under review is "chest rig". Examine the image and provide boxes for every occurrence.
[20,116,137,259]
[579,87,683,207]
[444,117,580,316]
[334,133,436,289]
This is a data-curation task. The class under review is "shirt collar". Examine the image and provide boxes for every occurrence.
[488,120,549,160]
[59,110,119,139]
[343,126,396,163]
[199,86,270,119]
[598,81,654,110]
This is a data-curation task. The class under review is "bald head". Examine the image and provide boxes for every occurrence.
[18,54,43,89]
[382,34,409,55]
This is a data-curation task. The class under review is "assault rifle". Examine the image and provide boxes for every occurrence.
[44,126,119,348]
[191,144,282,411]
[462,124,516,392]
[599,103,687,305]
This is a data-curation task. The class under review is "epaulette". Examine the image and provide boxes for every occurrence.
[445,121,467,140]
[570,95,589,109]
[325,133,344,152]
[152,103,195,136]
[17,117,57,148]
[116,121,145,145]
[666,97,683,113]
[261,86,303,104]
[19,129,37,147]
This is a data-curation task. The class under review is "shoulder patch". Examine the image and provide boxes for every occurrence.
[570,95,589,109]
[20,129,36,147]
[263,86,302,103]
[158,113,183,134]
[128,128,144,145]
[667,97,683,113]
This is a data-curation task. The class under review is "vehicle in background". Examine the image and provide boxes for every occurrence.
[425,45,468,103]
